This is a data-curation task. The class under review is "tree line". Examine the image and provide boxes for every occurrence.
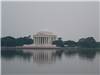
[1,36,100,48]
[1,35,33,47]
[52,37,100,48]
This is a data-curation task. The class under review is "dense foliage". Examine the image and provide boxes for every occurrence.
[1,35,100,48]
[77,37,97,48]
[1,36,33,47]
[1,36,16,47]
[53,37,100,48]
[52,37,64,47]
[64,40,77,47]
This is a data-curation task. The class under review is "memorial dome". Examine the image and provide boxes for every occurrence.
[35,31,56,36]
[33,31,57,47]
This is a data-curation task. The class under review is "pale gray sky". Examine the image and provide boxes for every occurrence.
[2,2,99,41]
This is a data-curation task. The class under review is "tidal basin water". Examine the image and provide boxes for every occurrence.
[1,48,100,75]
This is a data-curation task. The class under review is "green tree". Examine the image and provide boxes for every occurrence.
[16,36,33,46]
[1,35,33,47]
[64,40,76,47]
[77,37,97,48]
[52,37,64,47]
[96,42,100,48]
[16,38,25,46]
[1,36,16,47]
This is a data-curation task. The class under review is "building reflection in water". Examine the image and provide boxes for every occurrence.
[1,48,98,64]
[23,49,57,64]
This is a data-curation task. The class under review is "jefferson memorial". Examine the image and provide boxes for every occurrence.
[33,31,57,47]
[23,31,57,48]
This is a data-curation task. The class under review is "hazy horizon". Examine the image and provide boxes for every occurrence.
[2,2,99,41]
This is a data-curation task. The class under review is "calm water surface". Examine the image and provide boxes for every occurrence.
[1,48,100,75]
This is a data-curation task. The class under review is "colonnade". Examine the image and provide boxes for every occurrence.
[34,36,56,45]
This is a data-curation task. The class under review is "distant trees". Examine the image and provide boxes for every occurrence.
[77,37,97,48]
[52,37,64,47]
[96,42,100,48]
[52,37,99,48]
[16,36,33,46]
[64,40,77,47]
[1,36,33,47]
[1,35,100,48]
[1,36,16,47]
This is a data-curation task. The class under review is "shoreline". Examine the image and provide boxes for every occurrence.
[1,46,100,50]
[1,46,61,49]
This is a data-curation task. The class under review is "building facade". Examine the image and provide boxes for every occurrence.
[33,31,57,47]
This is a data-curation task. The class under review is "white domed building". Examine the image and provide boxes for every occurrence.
[22,31,57,48]
[33,31,57,48]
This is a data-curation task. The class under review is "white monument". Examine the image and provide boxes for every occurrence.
[33,31,57,47]
[23,31,57,48]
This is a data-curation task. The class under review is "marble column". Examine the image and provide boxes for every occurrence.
[38,37,40,45]
[40,37,41,45]
[35,37,36,45]
[36,37,38,45]
[46,37,47,44]
[40,37,42,45]
[47,37,48,44]
[42,37,43,45]
[41,37,42,45]
[44,37,46,44]
[44,37,45,44]
[41,37,43,45]
[42,37,44,44]
[37,37,39,45]
[34,37,36,45]
[45,37,47,44]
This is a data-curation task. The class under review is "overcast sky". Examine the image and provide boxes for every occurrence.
[2,2,99,41]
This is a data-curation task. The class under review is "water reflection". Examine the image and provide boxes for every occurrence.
[23,49,56,64]
[78,48,96,60]
[1,48,99,64]
[1,49,32,60]
[63,48,97,60]
[64,48,77,57]
[55,49,63,59]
